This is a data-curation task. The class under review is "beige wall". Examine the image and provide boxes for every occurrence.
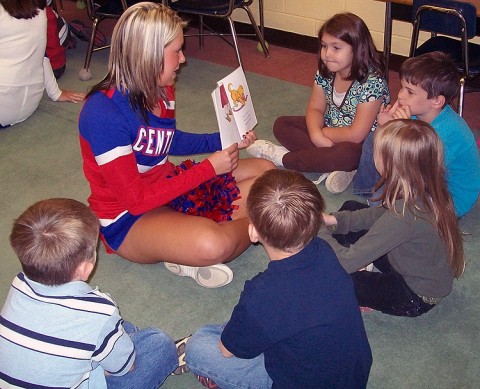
[234,0,416,56]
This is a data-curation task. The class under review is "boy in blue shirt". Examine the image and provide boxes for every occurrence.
[378,51,480,217]
[185,169,372,389]
[0,198,178,388]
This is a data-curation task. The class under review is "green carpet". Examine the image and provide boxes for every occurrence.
[0,42,479,388]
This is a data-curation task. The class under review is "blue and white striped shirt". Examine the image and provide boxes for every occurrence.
[0,273,135,388]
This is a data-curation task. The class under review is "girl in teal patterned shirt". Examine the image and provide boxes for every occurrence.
[247,13,390,196]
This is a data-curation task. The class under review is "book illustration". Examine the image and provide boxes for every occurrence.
[212,86,240,148]
[212,66,258,149]
[227,82,248,110]
[219,83,233,122]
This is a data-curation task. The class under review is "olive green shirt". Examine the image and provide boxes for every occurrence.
[318,201,454,298]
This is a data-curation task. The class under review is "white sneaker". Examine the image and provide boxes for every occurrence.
[325,170,357,194]
[164,263,233,288]
[246,140,288,166]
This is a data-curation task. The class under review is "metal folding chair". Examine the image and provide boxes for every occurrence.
[164,0,269,68]
[410,0,480,116]
[78,0,127,81]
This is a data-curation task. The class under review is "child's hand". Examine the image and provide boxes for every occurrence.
[310,130,334,147]
[237,130,258,149]
[390,103,411,119]
[377,102,397,125]
[57,90,86,103]
[208,143,239,175]
[322,213,337,227]
[377,111,394,126]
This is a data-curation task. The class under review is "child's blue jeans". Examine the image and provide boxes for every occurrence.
[186,324,273,389]
[353,131,381,197]
[106,321,178,389]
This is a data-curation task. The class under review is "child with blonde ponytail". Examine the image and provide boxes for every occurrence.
[321,119,464,317]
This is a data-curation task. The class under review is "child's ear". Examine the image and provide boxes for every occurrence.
[433,95,446,109]
[75,258,95,281]
[248,223,259,243]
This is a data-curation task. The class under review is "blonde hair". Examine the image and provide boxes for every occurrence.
[89,2,186,121]
[374,119,464,277]
[10,199,99,285]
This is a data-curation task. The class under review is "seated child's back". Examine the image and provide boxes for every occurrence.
[0,198,178,388]
[186,170,372,388]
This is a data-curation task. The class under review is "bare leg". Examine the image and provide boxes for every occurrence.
[117,207,251,265]
[116,158,275,265]
[230,157,275,219]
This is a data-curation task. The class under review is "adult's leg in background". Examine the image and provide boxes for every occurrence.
[117,158,274,265]
[117,206,251,265]
[230,157,275,219]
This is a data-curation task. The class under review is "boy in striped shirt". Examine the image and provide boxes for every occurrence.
[0,198,178,388]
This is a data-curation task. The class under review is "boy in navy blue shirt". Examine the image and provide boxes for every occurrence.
[185,169,372,388]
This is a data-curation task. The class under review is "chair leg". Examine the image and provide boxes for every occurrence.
[227,17,243,67]
[242,5,270,58]
[79,18,100,80]
[199,15,204,49]
[53,0,63,11]
[85,18,99,70]
[458,77,465,117]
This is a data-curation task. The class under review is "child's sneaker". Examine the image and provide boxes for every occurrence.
[311,172,329,185]
[325,170,357,194]
[172,335,191,375]
[246,140,288,166]
[164,263,233,288]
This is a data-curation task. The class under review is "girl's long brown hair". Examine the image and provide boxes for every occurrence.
[374,119,464,277]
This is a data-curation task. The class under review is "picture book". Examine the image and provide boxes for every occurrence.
[211,66,258,149]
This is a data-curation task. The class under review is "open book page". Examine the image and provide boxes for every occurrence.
[212,66,258,149]
[212,87,241,149]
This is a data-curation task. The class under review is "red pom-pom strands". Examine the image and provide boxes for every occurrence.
[168,160,240,222]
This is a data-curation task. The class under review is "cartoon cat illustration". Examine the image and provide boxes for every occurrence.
[228,83,247,107]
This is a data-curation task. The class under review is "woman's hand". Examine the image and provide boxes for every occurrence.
[208,143,239,175]
[237,130,258,149]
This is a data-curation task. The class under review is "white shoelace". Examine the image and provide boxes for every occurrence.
[311,173,329,185]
